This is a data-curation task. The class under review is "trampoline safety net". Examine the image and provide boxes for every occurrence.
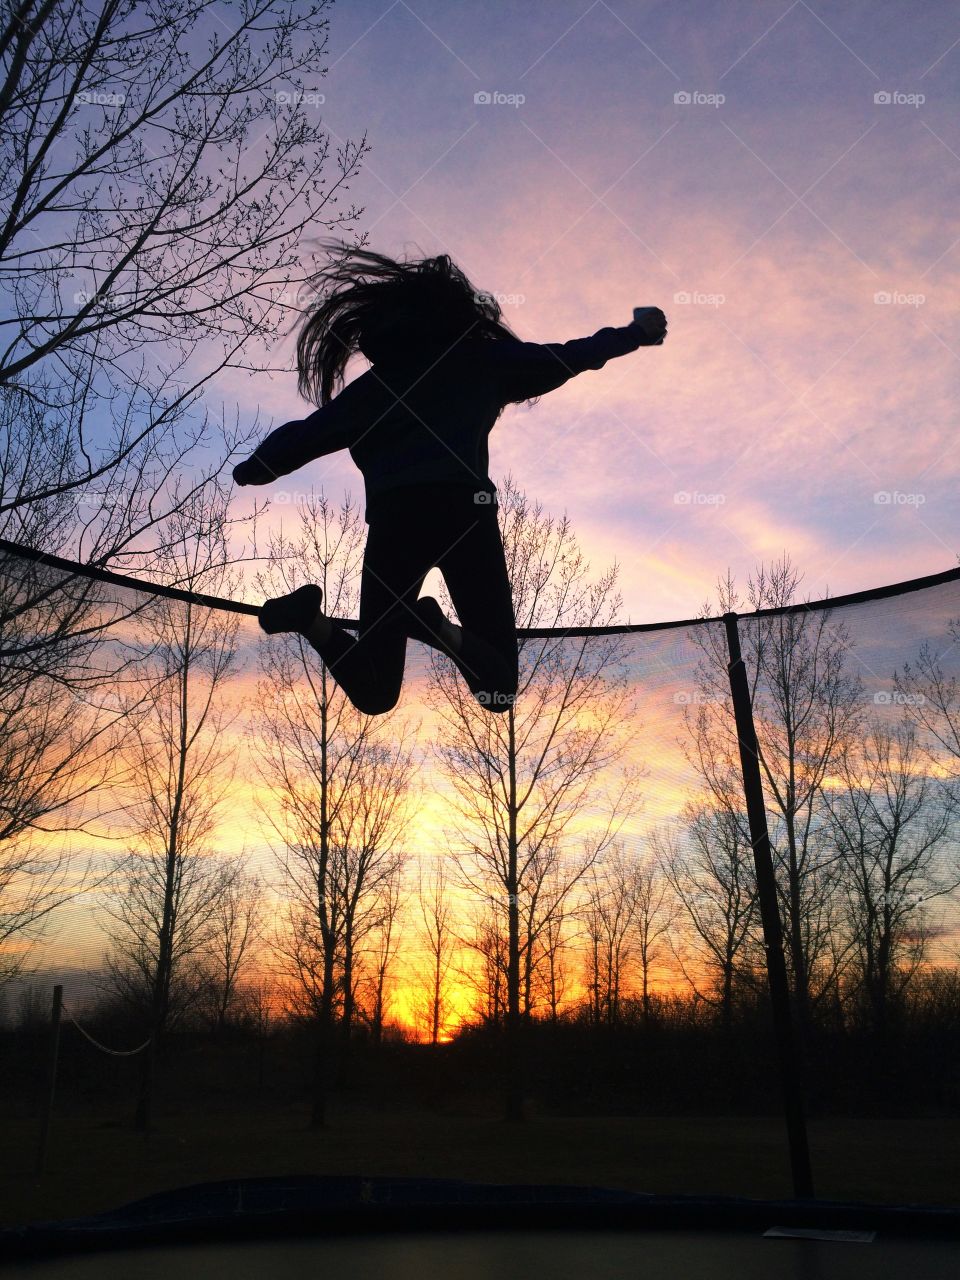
[1,536,959,1229]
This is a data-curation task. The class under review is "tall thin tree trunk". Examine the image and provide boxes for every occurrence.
[135,644,189,1132]
[312,975,335,1129]
[505,708,523,1122]
[432,949,441,1045]
[311,688,333,1129]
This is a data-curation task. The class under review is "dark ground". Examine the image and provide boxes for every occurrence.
[4,1101,959,1227]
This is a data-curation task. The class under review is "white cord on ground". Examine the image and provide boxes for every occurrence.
[61,1002,152,1056]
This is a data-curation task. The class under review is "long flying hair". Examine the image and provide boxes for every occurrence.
[296,240,523,405]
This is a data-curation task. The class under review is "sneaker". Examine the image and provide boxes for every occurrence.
[407,596,453,648]
[259,584,323,635]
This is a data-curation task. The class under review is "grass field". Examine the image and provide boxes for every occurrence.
[3,1102,959,1227]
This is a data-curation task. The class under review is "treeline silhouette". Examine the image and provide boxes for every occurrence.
[3,498,960,1132]
[5,965,959,1125]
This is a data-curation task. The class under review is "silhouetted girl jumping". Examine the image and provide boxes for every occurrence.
[233,242,667,715]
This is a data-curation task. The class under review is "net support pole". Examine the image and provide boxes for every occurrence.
[722,612,815,1200]
[35,984,63,1175]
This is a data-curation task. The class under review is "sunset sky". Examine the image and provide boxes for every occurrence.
[223,0,960,624]
[10,2,960,1029]
[31,574,960,1020]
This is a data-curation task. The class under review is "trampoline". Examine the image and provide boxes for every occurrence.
[2,537,959,1274]
[2,1177,959,1277]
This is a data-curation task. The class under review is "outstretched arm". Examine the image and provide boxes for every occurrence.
[493,312,666,405]
[233,371,375,486]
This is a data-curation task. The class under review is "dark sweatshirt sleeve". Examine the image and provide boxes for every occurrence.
[236,372,375,484]
[492,323,645,405]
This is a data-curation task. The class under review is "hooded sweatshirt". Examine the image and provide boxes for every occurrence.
[239,322,647,521]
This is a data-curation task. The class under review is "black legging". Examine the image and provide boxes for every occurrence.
[310,484,518,715]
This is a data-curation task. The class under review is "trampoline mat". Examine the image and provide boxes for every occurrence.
[2,1229,958,1280]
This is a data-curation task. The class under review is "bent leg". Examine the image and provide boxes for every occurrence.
[306,619,405,716]
[308,517,431,715]
[436,507,519,712]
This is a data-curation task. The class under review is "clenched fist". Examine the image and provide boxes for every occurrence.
[631,306,667,346]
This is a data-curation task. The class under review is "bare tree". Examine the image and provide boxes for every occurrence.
[631,853,679,1024]
[429,477,640,1120]
[359,859,404,1048]
[460,900,509,1029]
[0,496,155,982]
[528,854,580,1023]
[895,617,960,786]
[413,857,458,1045]
[654,805,760,1024]
[102,488,241,1130]
[256,494,414,1126]
[581,845,638,1026]
[0,0,369,969]
[827,717,959,1033]
[0,646,123,982]
[0,0,368,615]
[580,842,679,1026]
[268,720,413,1117]
[196,858,265,1033]
[336,741,413,1052]
[537,903,572,1025]
[690,556,863,1027]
